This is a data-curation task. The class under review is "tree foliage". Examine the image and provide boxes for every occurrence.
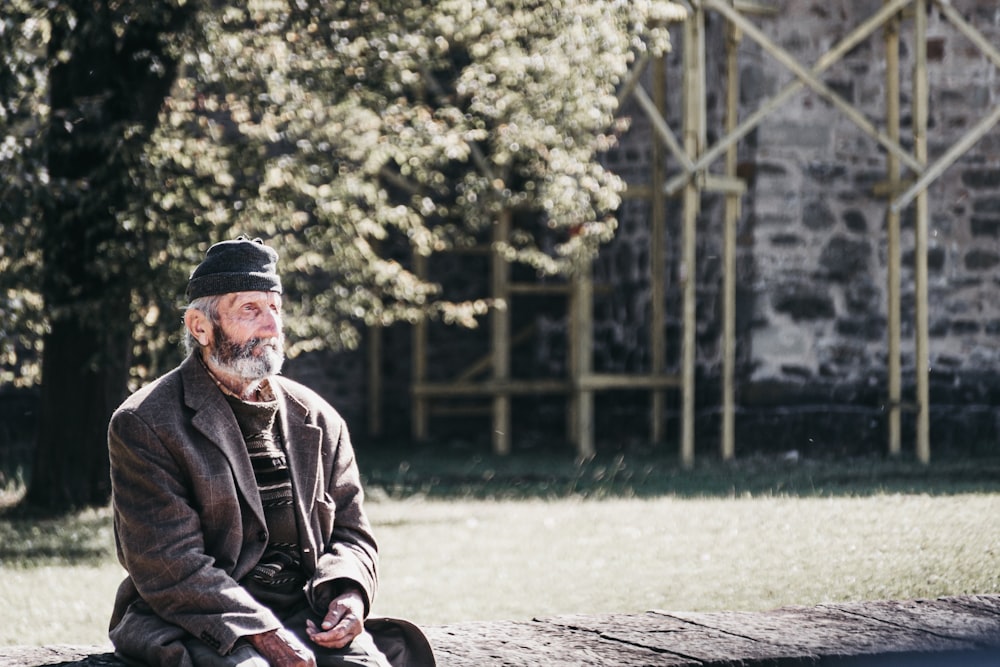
[131,0,683,370]
[4,0,683,386]
[1,1,49,387]
[1,0,197,389]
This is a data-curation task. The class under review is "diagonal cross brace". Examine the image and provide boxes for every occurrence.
[704,0,923,173]
[640,0,916,195]
[890,0,1000,213]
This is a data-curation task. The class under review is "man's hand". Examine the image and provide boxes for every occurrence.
[246,627,317,667]
[306,587,365,649]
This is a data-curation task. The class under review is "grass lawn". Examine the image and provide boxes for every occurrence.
[1,448,998,646]
[370,493,1000,625]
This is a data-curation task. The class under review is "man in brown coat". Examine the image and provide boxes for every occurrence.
[108,237,432,667]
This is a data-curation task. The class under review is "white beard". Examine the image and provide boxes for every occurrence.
[210,330,285,381]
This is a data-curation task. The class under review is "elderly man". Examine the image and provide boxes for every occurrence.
[108,237,432,667]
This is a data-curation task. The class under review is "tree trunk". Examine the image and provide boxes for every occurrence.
[26,311,131,511]
[24,0,194,513]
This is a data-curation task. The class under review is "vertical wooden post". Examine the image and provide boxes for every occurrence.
[570,261,595,459]
[913,0,931,463]
[491,209,512,455]
[721,12,741,461]
[411,253,429,441]
[884,1,902,457]
[367,325,383,437]
[680,2,705,467]
[651,54,667,445]
[567,272,579,447]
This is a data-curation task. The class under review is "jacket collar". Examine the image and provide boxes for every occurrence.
[182,354,266,527]
[180,354,322,540]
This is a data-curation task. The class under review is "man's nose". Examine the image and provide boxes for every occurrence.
[259,309,281,334]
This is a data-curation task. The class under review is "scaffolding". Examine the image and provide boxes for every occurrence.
[371,0,1000,463]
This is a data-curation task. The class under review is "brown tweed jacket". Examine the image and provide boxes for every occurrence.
[107,354,379,666]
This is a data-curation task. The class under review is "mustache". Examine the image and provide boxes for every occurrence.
[247,336,281,350]
[215,332,284,363]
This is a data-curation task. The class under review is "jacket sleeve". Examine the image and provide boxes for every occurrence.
[305,413,379,616]
[109,407,282,655]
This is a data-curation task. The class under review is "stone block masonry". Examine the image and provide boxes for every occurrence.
[591,0,1000,456]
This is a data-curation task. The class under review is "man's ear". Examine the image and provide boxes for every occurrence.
[184,308,213,348]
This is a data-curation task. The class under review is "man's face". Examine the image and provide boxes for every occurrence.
[207,291,285,381]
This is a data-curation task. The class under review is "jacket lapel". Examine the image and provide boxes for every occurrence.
[181,355,266,530]
[273,380,323,558]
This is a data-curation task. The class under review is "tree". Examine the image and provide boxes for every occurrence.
[1,0,683,513]
[2,0,197,512]
[146,0,682,352]
[1,2,49,389]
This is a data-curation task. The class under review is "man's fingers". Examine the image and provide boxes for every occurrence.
[321,604,348,630]
[306,613,363,649]
[305,588,366,649]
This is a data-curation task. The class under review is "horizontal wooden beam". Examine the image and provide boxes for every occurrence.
[579,373,682,391]
[413,380,570,397]
[508,283,570,295]
[413,373,682,398]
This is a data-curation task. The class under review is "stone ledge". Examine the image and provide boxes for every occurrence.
[3,595,1000,666]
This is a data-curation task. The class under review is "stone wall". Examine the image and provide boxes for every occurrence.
[291,1,1000,458]
[741,0,1000,455]
[744,0,1000,385]
[570,0,1000,458]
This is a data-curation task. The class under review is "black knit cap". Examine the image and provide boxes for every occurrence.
[186,236,282,301]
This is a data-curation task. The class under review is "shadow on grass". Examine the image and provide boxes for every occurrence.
[2,443,999,566]
[0,503,114,566]
[358,442,1000,500]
